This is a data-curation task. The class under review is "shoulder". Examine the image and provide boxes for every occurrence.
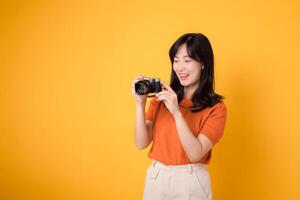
[213,101,227,110]
[207,101,227,115]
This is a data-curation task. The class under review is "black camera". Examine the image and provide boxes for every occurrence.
[135,78,162,96]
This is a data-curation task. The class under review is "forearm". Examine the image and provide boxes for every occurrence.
[134,102,150,149]
[173,111,203,162]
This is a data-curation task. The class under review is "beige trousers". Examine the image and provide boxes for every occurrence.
[143,160,212,200]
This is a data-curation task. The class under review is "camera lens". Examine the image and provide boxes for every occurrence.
[135,80,150,95]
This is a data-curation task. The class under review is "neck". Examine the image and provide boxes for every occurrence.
[184,83,199,99]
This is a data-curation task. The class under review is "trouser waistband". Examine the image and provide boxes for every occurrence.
[150,160,205,174]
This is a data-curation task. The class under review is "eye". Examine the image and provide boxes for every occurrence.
[173,60,178,63]
[185,60,191,62]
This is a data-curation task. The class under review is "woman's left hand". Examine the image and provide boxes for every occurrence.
[156,81,181,116]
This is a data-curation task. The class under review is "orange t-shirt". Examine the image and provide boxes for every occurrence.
[145,96,227,165]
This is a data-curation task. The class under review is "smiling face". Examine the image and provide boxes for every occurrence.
[173,43,203,95]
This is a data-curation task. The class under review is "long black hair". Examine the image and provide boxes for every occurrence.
[169,33,225,112]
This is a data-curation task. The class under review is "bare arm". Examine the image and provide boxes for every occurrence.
[134,102,153,150]
[173,111,213,162]
[132,75,153,150]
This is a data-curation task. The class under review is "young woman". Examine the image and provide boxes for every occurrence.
[132,33,227,200]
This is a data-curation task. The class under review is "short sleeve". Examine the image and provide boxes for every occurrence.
[200,102,227,145]
[145,97,159,122]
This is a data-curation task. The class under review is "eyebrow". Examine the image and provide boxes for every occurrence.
[174,55,190,58]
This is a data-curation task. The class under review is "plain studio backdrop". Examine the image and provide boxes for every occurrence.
[1,0,300,199]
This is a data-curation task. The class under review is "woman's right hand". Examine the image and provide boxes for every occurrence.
[132,75,147,104]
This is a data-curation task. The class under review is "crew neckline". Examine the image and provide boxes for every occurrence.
[179,97,193,108]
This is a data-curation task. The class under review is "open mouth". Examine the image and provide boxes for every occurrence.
[178,73,189,80]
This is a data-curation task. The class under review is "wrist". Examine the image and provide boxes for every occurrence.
[136,101,146,108]
[172,109,182,118]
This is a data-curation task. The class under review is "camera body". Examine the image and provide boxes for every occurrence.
[135,78,162,96]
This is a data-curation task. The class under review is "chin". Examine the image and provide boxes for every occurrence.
[179,81,190,87]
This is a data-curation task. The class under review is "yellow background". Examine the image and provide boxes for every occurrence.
[1,0,300,199]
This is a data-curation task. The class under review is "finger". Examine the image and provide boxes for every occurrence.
[156,90,177,100]
[136,75,144,79]
[155,91,173,98]
[133,75,144,83]
[132,76,144,88]
[131,85,136,92]
[156,90,171,95]
[157,95,171,102]
[160,81,175,94]
[157,96,168,102]
[157,93,174,102]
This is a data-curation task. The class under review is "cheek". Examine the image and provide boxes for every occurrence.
[190,67,202,79]
[173,65,178,73]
